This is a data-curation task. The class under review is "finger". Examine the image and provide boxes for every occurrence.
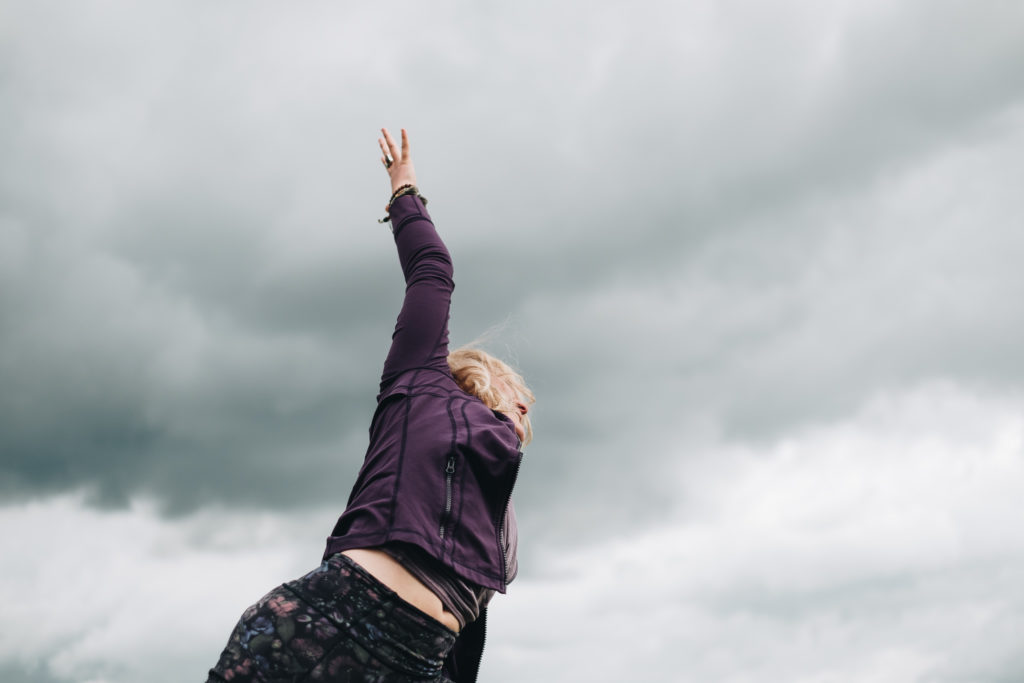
[381,128,399,159]
[400,128,410,160]
[378,137,394,169]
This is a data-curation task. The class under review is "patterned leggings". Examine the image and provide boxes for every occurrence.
[207,553,457,682]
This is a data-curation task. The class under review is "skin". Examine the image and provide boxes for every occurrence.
[341,547,461,632]
[379,127,417,199]
[493,375,529,443]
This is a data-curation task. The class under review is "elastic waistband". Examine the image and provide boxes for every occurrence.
[284,553,456,677]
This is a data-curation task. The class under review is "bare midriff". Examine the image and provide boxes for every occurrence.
[341,548,461,633]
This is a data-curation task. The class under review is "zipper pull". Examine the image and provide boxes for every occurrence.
[446,457,456,474]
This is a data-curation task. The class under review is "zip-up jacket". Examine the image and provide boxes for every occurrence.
[323,194,522,680]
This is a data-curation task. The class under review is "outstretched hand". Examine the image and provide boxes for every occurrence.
[379,128,417,196]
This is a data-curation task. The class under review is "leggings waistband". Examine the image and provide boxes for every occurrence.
[284,553,458,674]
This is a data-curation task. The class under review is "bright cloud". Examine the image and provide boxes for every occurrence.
[1,497,329,682]
[487,382,1024,682]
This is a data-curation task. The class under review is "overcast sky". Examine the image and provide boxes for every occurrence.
[2,1,1024,681]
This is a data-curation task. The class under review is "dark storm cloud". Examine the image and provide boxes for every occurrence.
[2,0,1024,524]
[0,663,64,683]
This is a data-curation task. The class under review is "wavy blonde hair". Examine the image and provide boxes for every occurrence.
[448,347,535,445]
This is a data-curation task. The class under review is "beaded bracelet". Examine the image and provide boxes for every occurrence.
[378,185,428,224]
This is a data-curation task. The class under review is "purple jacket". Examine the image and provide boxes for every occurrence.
[323,194,523,594]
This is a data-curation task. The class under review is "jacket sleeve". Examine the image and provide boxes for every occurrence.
[378,194,455,390]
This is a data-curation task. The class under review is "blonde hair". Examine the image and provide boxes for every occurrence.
[448,346,535,445]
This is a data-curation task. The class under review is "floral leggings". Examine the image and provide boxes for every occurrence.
[207,553,457,682]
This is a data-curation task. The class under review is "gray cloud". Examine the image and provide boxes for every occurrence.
[0,663,64,683]
[3,0,1024,520]
[3,2,1024,681]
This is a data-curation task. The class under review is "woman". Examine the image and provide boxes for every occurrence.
[206,128,534,683]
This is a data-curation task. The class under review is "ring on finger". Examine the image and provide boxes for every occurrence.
[383,154,394,169]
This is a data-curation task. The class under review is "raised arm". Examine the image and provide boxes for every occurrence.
[377,128,454,389]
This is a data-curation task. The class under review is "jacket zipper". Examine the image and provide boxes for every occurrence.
[439,455,456,539]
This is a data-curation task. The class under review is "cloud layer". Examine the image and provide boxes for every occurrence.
[2,1,1023,681]
[4,383,1022,682]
